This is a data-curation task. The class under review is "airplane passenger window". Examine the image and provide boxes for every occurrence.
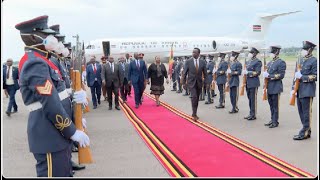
[149,45,152,48]
[166,45,168,47]
[204,45,206,47]
[124,46,127,48]
[133,46,135,48]
[137,46,139,48]
[154,45,156,48]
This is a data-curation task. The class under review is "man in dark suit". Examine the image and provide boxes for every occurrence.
[128,52,148,108]
[101,56,121,110]
[119,56,130,103]
[182,48,207,121]
[86,55,102,109]
[3,58,20,116]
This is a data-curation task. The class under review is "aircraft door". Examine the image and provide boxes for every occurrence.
[102,41,111,57]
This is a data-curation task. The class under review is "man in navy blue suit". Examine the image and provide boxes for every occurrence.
[128,52,148,108]
[3,58,20,116]
[86,55,102,109]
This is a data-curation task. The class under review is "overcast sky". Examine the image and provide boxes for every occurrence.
[1,0,318,62]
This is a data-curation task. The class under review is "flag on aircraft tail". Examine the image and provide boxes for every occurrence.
[253,25,261,32]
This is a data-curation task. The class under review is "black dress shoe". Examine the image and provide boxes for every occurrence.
[109,106,112,110]
[264,121,272,126]
[12,110,18,113]
[215,105,225,109]
[229,110,236,114]
[212,94,217,97]
[183,93,188,96]
[93,106,97,109]
[192,115,199,122]
[269,123,279,128]
[104,97,107,101]
[6,111,11,117]
[135,104,139,108]
[244,115,251,119]
[247,116,257,120]
[72,161,86,171]
[72,170,75,175]
[115,106,120,110]
[293,135,310,140]
[98,101,101,105]
[171,89,176,91]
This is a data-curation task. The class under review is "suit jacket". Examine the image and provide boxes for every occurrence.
[229,61,242,87]
[118,62,130,83]
[101,62,121,88]
[3,65,20,90]
[246,58,262,88]
[297,56,317,98]
[266,58,286,94]
[182,58,207,89]
[128,59,147,84]
[86,62,102,87]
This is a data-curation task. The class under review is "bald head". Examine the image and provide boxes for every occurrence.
[6,58,13,66]
[134,52,139,59]
[108,56,114,63]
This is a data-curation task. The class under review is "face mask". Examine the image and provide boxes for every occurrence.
[62,48,69,57]
[230,56,235,61]
[248,53,253,59]
[43,35,58,51]
[301,49,309,57]
[21,33,45,46]
[269,53,276,59]
[54,42,64,54]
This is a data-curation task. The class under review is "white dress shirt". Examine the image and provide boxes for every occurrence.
[6,65,14,85]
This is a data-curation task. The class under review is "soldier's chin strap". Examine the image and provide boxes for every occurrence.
[21,33,45,47]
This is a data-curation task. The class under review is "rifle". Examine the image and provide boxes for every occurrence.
[73,36,93,164]
[262,52,268,101]
[211,60,217,91]
[240,57,247,96]
[289,57,301,106]
[225,58,231,93]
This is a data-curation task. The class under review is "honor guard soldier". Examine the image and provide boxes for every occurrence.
[263,46,287,128]
[205,56,214,104]
[15,15,90,177]
[175,57,183,93]
[243,47,262,120]
[228,51,242,113]
[171,58,178,91]
[293,41,317,140]
[215,52,228,109]
[263,46,286,128]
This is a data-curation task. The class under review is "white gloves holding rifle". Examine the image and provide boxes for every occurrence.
[71,130,90,148]
[73,90,88,106]
[295,71,302,79]
[263,71,269,78]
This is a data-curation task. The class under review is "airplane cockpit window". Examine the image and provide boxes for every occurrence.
[91,45,95,49]
[86,45,91,49]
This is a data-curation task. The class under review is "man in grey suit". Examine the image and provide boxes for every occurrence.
[101,56,122,110]
[182,48,207,121]
[119,56,130,102]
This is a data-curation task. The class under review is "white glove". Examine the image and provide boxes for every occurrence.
[295,71,302,79]
[263,71,269,78]
[227,69,231,74]
[70,130,90,148]
[82,118,87,129]
[212,68,217,74]
[243,70,248,75]
[73,90,87,104]
[66,88,72,96]
[290,90,297,96]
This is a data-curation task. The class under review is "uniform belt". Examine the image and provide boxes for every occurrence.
[26,89,69,112]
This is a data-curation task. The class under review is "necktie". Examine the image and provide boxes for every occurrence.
[136,60,140,69]
[195,59,198,73]
[6,66,10,79]
[122,63,125,71]
[93,64,97,74]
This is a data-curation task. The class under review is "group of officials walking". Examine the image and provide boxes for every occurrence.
[6,14,317,177]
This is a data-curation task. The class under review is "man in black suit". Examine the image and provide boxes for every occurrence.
[101,56,121,110]
[3,58,20,116]
[119,56,130,102]
[182,48,207,121]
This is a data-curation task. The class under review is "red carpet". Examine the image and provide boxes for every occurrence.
[119,92,314,177]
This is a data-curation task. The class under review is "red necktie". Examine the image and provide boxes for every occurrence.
[6,66,10,79]
[93,64,97,74]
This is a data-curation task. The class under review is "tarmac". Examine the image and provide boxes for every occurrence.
[2,60,318,177]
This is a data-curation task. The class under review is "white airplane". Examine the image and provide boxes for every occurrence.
[84,11,300,63]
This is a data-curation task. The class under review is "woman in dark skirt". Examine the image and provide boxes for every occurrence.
[147,56,169,106]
